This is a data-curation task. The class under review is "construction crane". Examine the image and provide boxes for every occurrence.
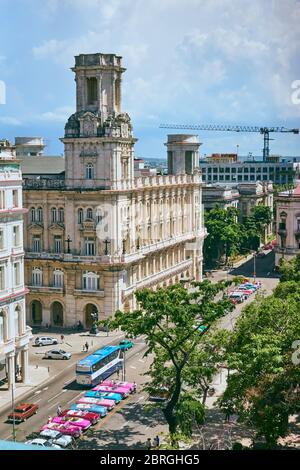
[159,123,299,162]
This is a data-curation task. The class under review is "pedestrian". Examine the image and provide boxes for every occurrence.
[61,334,64,343]
[152,437,158,448]
[48,415,52,423]
[133,381,137,393]
[85,341,89,352]
[146,438,152,451]
[57,405,62,417]
[82,344,85,352]
[153,435,160,447]
[116,368,120,379]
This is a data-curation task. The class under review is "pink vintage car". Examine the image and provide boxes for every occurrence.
[52,416,91,431]
[93,384,129,398]
[41,421,82,438]
[77,396,115,411]
[102,380,135,393]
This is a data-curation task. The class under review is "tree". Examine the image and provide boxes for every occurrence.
[218,289,300,447]
[204,206,243,266]
[107,280,234,447]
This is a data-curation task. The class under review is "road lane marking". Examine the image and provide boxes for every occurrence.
[67,392,82,405]
[42,387,48,391]
[130,366,136,369]
[49,401,60,410]
[34,390,41,395]
[48,390,65,402]
[138,359,145,363]
[35,398,42,403]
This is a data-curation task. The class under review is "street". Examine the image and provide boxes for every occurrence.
[0,251,280,449]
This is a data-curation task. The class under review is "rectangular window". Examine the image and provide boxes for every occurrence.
[54,237,62,253]
[12,190,18,208]
[185,151,193,175]
[32,236,41,253]
[14,262,21,286]
[0,265,5,291]
[83,274,99,291]
[53,271,63,288]
[85,239,95,256]
[32,270,42,286]
[13,226,20,247]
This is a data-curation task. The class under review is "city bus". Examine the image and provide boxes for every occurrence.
[75,345,123,387]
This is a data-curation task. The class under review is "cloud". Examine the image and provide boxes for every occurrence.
[0,116,22,125]
[37,105,74,122]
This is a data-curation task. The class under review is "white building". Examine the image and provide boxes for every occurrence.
[275,186,300,266]
[0,140,30,389]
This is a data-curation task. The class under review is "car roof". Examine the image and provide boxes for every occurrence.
[15,403,34,410]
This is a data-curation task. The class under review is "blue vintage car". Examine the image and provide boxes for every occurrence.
[69,403,107,417]
[84,390,122,404]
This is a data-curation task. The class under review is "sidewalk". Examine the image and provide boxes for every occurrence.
[0,329,124,414]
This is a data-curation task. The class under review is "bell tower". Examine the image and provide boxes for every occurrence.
[62,53,136,190]
[73,53,125,120]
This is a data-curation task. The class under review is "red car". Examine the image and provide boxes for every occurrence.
[61,409,100,425]
[8,403,38,423]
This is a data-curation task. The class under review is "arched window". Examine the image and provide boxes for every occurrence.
[37,207,43,223]
[30,207,35,223]
[32,268,42,287]
[87,208,93,220]
[78,208,83,224]
[51,207,57,224]
[86,164,94,180]
[58,208,64,223]
[53,269,64,288]
[83,272,99,291]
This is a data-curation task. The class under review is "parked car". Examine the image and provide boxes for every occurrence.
[92,384,129,398]
[44,349,71,360]
[85,390,122,404]
[70,403,107,417]
[61,409,100,425]
[77,396,115,411]
[236,287,254,296]
[101,380,136,393]
[198,324,208,333]
[41,422,82,438]
[8,403,38,423]
[34,336,58,347]
[25,438,61,449]
[52,416,91,431]
[39,429,73,447]
[118,339,134,351]
[228,292,245,303]
[149,386,169,402]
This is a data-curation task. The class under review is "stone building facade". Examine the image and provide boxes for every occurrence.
[0,140,30,389]
[275,186,300,266]
[22,53,206,329]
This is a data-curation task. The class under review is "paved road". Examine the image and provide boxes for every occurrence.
[0,339,148,443]
[0,252,280,448]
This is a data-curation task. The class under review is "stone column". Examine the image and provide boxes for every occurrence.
[21,346,29,384]
[7,352,15,390]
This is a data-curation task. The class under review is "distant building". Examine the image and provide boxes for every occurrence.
[15,137,45,157]
[203,181,273,239]
[0,140,30,389]
[200,154,300,186]
[275,186,300,266]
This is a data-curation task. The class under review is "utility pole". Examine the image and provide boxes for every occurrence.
[122,350,126,381]
[253,252,256,282]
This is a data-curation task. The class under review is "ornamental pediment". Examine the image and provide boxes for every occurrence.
[48,223,65,232]
[28,223,43,233]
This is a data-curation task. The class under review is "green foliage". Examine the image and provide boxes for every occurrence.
[109,281,233,446]
[219,264,300,447]
[204,205,273,267]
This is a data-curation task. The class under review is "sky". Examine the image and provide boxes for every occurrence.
[0,0,300,159]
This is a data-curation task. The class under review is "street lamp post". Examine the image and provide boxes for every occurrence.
[122,349,126,382]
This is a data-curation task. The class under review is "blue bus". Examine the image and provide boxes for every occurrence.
[75,345,123,387]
